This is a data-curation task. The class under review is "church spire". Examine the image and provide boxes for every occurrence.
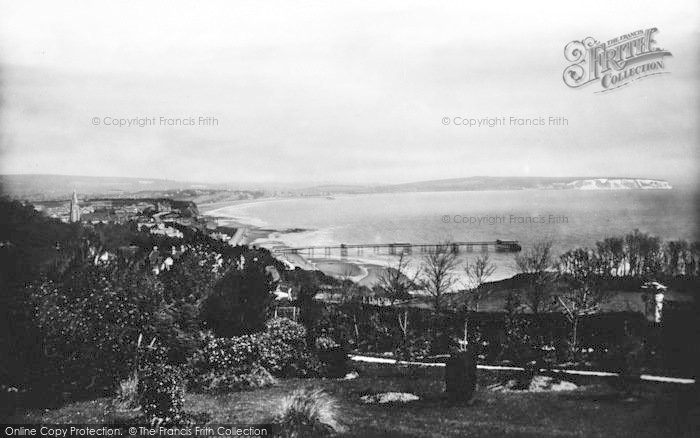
[69,191,81,223]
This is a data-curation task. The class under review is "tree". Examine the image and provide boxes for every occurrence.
[557,248,611,359]
[663,239,689,278]
[623,229,662,278]
[514,240,555,360]
[376,252,420,348]
[201,259,275,337]
[377,252,419,305]
[596,237,624,277]
[421,243,460,314]
[514,240,555,315]
[461,254,496,346]
[337,265,363,304]
[464,254,496,312]
[295,273,324,344]
[159,245,226,304]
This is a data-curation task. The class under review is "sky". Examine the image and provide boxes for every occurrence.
[0,0,698,187]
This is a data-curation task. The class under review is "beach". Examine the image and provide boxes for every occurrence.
[199,198,400,285]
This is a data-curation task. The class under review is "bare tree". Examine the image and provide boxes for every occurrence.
[376,252,419,305]
[376,252,420,345]
[461,254,496,347]
[337,264,362,304]
[558,248,611,359]
[421,243,460,314]
[514,239,555,315]
[464,254,497,312]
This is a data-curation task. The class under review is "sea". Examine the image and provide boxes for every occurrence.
[209,189,699,281]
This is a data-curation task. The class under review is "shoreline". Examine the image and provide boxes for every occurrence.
[199,199,402,285]
[198,198,524,287]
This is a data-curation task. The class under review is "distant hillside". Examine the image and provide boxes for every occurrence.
[0,174,266,203]
[296,176,672,195]
[0,174,208,200]
[2,174,673,202]
[379,176,672,192]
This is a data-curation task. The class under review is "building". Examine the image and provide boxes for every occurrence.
[69,191,81,223]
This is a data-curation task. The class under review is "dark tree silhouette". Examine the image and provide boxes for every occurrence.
[202,259,275,337]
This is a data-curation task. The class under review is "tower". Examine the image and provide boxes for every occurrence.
[69,191,81,223]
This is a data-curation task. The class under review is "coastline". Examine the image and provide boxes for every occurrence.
[197,197,527,287]
[199,197,395,285]
[199,197,297,246]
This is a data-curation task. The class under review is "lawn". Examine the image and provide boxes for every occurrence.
[10,363,699,437]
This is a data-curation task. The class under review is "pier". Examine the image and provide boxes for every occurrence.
[272,240,521,258]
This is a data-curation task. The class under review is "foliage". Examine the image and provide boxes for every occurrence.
[316,346,349,378]
[501,292,539,364]
[201,261,275,337]
[314,336,339,351]
[608,323,646,374]
[197,363,277,394]
[445,350,477,402]
[0,200,87,387]
[138,364,185,425]
[159,245,226,304]
[30,255,166,392]
[189,318,314,392]
[515,240,556,315]
[393,335,432,361]
[114,372,140,411]
[276,387,345,438]
[266,317,307,345]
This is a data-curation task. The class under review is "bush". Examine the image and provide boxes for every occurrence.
[314,336,339,351]
[139,364,185,425]
[316,346,348,379]
[192,333,305,379]
[260,319,308,376]
[201,263,275,337]
[30,260,166,393]
[502,313,539,364]
[114,372,140,411]
[276,387,345,437]
[267,318,307,345]
[188,319,316,392]
[445,349,477,403]
[394,335,432,361]
[198,363,276,394]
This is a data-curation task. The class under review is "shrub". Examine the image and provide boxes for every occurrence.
[198,363,277,394]
[502,313,539,364]
[277,387,345,437]
[190,319,312,384]
[193,332,300,377]
[288,351,325,378]
[30,259,166,393]
[267,318,307,345]
[314,336,339,351]
[114,372,140,411]
[139,364,185,425]
[260,319,308,376]
[445,348,477,403]
[316,346,348,378]
[394,335,432,361]
[201,263,275,337]
[258,336,300,376]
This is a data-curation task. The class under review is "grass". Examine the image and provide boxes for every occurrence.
[10,363,699,437]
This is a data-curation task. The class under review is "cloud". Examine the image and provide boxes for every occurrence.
[0,0,698,185]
